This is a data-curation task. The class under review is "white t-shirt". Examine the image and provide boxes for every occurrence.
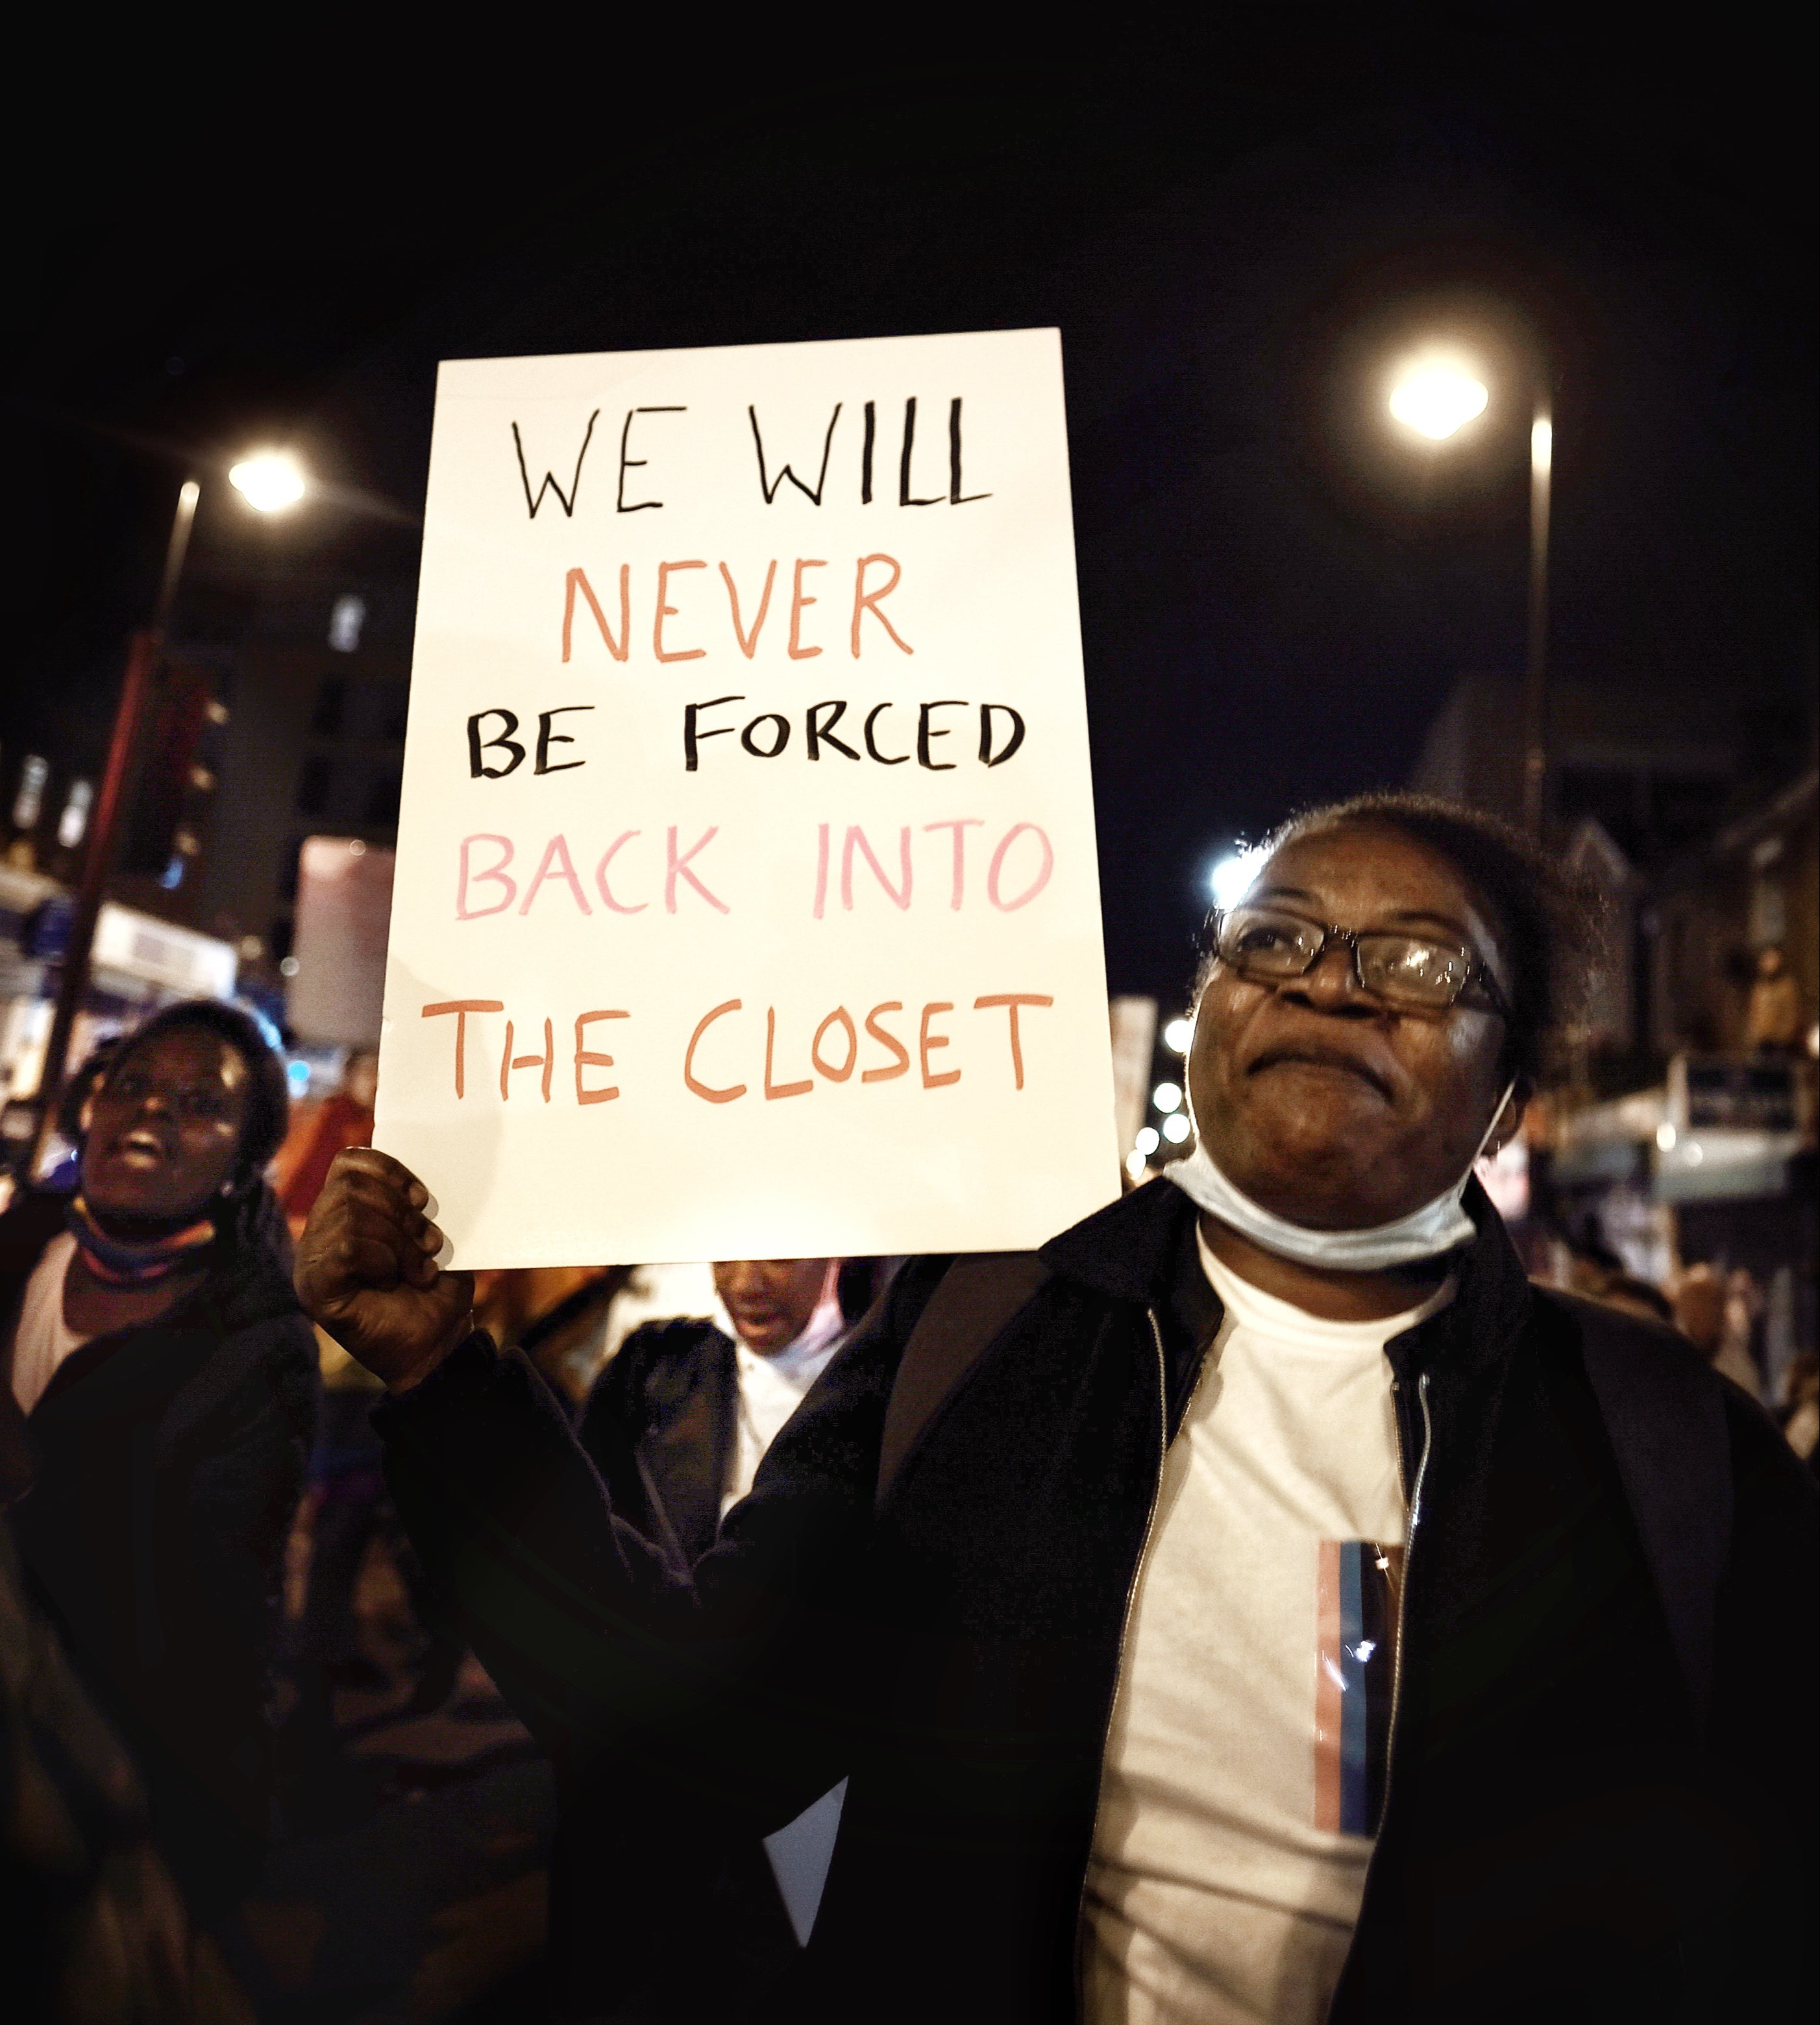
[1082,1231,1455,2025]
[10,1233,92,1416]
[721,1294,848,1513]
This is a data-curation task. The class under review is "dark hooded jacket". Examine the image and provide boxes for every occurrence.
[0,1188,319,1906]
[578,1318,742,1570]
[373,1179,1817,2023]
[559,1320,804,2017]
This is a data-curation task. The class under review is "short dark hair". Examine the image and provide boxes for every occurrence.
[1207,791,1595,1088]
[103,998,292,1188]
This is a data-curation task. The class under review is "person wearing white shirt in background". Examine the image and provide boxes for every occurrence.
[556,1257,850,2013]
[713,1260,849,1512]
[576,1258,848,1558]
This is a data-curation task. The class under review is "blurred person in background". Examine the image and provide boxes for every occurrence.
[0,1001,319,1935]
[275,1047,378,1240]
[1674,1261,1765,1401]
[1673,1261,1725,1360]
[578,1258,847,1556]
[1745,946,1802,1053]
[1783,1355,1819,1465]
[1584,1270,1674,1327]
[1723,1267,1767,1393]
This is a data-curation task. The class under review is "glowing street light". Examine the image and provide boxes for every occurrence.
[1385,343,1554,839]
[1388,362,1489,441]
[1209,846,1266,911]
[229,450,308,513]
[31,443,314,1170]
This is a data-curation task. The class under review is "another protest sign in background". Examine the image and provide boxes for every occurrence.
[376,328,1117,1266]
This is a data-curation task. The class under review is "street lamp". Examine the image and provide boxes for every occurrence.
[229,451,308,513]
[28,453,309,1171]
[1208,845,1267,911]
[1387,362,1488,440]
[1388,354,1553,839]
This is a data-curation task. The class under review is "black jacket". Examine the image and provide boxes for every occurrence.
[376,1179,1817,2022]
[0,1190,319,1904]
[578,1319,742,1570]
[560,1320,803,2019]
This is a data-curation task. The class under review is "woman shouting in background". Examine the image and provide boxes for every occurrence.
[1,1000,318,1927]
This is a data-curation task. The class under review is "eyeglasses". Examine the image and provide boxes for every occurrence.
[1211,905,1512,1020]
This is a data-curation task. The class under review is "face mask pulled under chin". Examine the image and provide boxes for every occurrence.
[1165,1080,1517,1273]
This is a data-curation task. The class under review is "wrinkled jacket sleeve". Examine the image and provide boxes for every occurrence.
[373,1258,944,1834]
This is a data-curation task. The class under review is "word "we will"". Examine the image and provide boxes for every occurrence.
[511,399,988,520]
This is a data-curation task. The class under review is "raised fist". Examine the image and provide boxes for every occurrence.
[295,1148,476,1392]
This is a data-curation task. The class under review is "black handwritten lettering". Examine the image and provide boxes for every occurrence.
[683,696,743,772]
[535,706,593,776]
[865,703,907,765]
[806,700,860,761]
[749,404,843,505]
[899,398,944,506]
[512,411,598,520]
[741,713,791,758]
[979,704,1026,766]
[949,398,990,503]
[678,697,1024,768]
[918,700,966,770]
[618,407,685,513]
[468,710,526,778]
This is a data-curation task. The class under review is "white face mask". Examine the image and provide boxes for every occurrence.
[1166,1078,1518,1273]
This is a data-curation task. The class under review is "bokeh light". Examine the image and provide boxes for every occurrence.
[228,451,308,512]
[1388,362,1488,441]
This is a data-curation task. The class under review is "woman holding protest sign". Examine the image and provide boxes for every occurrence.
[296,795,1817,2023]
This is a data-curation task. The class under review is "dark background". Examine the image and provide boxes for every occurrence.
[9,26,1815,1003]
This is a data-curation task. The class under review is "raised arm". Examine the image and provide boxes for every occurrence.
[293,1148,908,1830]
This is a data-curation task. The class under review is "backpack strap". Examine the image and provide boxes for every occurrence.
[876,1253,1050,1510]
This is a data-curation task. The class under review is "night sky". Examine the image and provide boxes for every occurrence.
[10,31,1814,1008]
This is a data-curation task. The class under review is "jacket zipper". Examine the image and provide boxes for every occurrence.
[1386,1368,1432,1763]
[1073,1304,1175,2022]
[1336,1366,1433,1994]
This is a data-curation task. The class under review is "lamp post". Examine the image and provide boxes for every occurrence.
[27,452,308,1172]
[1387,358,1553,840]
[1522,404,1552,839]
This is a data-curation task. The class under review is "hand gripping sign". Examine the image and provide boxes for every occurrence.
[376,329,1119,1266]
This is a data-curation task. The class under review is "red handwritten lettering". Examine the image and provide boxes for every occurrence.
[421,1000,503,1097]
[574,1010,630,1105]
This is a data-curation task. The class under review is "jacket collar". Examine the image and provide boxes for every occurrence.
[1388,1177,1535,1379]
[1039,1172,1198,1303]
[1039,1168,1534,1375]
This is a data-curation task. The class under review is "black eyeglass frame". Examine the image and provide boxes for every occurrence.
[1209,905,1514,1023]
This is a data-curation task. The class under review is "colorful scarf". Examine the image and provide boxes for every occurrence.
[65,1193,217,1286]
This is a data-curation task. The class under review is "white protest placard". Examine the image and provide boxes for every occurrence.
[376,329,1118,1266]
